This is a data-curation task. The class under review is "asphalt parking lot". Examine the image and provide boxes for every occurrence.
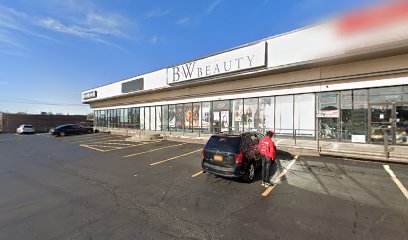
[1,133,408,240]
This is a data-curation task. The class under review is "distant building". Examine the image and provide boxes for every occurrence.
[0,113,87,133]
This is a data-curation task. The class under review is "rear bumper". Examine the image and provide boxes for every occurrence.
[202,160,245,178]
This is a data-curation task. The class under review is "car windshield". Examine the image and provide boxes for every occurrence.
[24,125,32,128]
[205,136,241,153]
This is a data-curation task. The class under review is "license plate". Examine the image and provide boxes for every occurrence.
[214,155,223,161]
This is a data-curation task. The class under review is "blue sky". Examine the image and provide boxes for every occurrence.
[0,0,382,115]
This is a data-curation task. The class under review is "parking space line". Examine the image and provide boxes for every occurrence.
[150,149,202,166]
[81,144,122,149]
[262,155,299,197]
[58,133,106,140]
[82,141,162,153]
[63,136,125,143]
[191,171,204,178]
[80,144,109,152]
[123,143,188,158]
[383,165,408,201]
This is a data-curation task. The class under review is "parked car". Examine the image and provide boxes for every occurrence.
[50,124,94,137]
[202,132,264,183]
[16,125,35,134]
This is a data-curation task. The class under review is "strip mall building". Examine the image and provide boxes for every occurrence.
[83,2,408,146]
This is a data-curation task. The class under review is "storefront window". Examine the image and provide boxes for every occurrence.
[294,94,315,137]
[259,97,274,134]
[129,107,140,129]
[140,107,145,130]
[184,103,193,132]
[150,106,156,131]
[192,103,201,131]
[232,99,243,133]
[317,92,339,140]
[275,95,294,136]
[369,86,403,103]
[176,104,184,131]
[243,98,259,132]
[162,105,169,131]
[168,105,176,131]
[156,106,162,131]
[145,107,150,130]
[212,100,231,133]
[341,90,368,142]
[201,102,211,133]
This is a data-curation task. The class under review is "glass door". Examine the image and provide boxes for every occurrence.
[369,103,394,144]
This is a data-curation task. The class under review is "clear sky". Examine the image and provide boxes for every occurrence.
[0,0,384,115]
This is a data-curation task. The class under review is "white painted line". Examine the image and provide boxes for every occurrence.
[123,143,187,158]
[383,165,408,201]
[262,155,298,197]
[191,171,204,178]
[150,149,202,166]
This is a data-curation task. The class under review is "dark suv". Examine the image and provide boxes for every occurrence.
[201,132,264,182]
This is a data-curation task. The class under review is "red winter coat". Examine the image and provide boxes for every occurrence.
[258,136,276,160]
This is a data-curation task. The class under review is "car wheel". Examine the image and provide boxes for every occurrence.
[87,129,92,134]
[243,162,255,183]
[60,132,66,137]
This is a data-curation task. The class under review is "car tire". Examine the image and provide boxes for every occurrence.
[87,129,92,134]
[243,162,255,183]
[60,132,66,137]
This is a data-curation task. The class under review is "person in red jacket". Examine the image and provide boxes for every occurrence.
[258,130,277,187]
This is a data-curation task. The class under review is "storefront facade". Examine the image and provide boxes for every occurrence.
[83,2,408,146]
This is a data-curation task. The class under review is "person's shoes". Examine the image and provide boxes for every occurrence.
[261,182,265,187]
[264,183,271,188]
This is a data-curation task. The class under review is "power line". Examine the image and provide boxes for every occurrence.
[0,97,88,107]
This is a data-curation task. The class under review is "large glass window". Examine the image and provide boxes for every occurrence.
[184,103,193,132]
[243,98,259,132]
[201,102,211,133]
[156,106,162,131]
[341,90,368,142]
[176,104,184,131]
[317,92,339,140]
[145,107,150,130]
[140,107,145,130]
[162,105,169,131]
[275,95,294,136]
[294,94,315,137]
[150,106,156,131]
[259,97,274,134]
[193,103,201,131]
[169,105,176,131]
[129,107,140,129]
[232,99,243,133]
[369,86,403,104]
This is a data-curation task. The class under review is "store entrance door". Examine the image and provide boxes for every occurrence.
[212,111,230,133]
[369,102,408,144]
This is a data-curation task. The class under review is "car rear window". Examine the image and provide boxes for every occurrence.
[204,136,241,153]
[24,125,32,128]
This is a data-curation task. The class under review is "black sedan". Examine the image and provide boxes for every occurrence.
[50,124,94,137]
[202,132,264,183]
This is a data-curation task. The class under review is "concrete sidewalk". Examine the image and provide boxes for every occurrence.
[98,128,408,164]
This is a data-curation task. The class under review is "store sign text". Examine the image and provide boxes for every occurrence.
[168,42,266,84]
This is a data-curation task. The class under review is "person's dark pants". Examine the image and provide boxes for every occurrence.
[262,156,278,183]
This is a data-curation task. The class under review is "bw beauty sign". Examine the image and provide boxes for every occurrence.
[168,42,266,84]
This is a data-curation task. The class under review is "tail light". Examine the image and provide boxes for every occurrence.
[235,151,244,164]
[202,149,205,158]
